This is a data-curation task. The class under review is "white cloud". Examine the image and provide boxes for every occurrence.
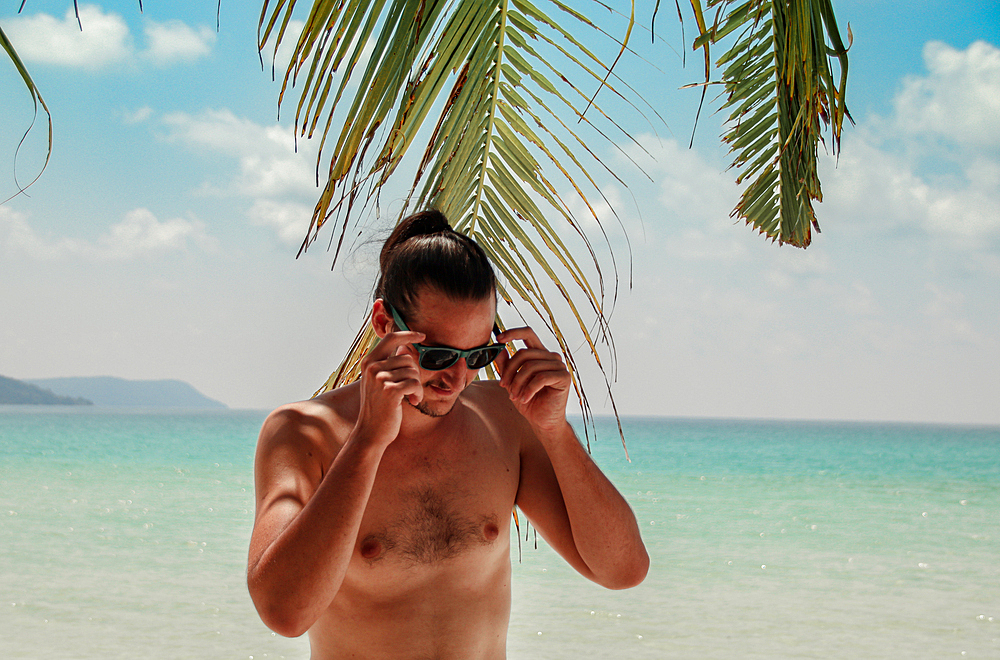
[922,283,983,345]
[895,40,1000,148]
[822,129,1000,241]
[762,248,833,290]
[0,207,87,259]
[2,4,214,69]
[615,41,1000,253]
[817,41,1000,244]
[249,199,314,246]
[163,110,317,201]
[615,135,748,261]
[122,106,154,124]
[162,109,268,154]
[162,111,315,198]
[923,174,1000,238]
[161,109,319,245]
[2,5,131,69]
[97,208,215,258]
[567,181,625,234]
[163,110,317,198]
[239,149,318,198]
[0,206,214,260]
[141,20,215,64]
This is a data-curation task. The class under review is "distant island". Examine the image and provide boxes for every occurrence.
[2,375,227,409]
[0,375,93,405]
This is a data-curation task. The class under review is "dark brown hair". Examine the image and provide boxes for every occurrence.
[375,209,496,319]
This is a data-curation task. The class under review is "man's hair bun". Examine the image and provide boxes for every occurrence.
[375,209,496,319]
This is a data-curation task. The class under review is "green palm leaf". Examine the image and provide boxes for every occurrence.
[4,0,852,447]
[687,0,852,246]
[4,1,146,202]
[260,0,634,442]
[1,24,52,203]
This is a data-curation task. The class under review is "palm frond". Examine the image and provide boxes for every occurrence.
[263,0,635,444]
[688,0,851,247]
[4,0,144,202]
[1,24,52,203]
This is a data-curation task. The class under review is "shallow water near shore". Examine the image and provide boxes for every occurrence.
[1,408,998,658]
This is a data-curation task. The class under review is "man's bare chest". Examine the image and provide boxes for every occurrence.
[354,429,519,568]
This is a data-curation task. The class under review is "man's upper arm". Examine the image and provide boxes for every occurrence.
[513,421,597,581]
[248,407,330,573]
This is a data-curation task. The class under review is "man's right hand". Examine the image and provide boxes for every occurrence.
[249,331,424,636]
[355,330,426,447]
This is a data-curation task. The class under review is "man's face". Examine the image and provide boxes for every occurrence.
[395,288,497,417]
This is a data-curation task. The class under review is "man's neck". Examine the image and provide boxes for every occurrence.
[397,397,461,441]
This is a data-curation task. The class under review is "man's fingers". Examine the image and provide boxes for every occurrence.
[501,351,567,399]
[367,357,422,410]
[499,348,561,389]
[374,363,420,387]
[370,330,425,361]
[364,349,421,400]
[493,345,511,378]
[496,326,545,351]
[515,369,570,404]
[373,354,420,379]
[382,374,422,399]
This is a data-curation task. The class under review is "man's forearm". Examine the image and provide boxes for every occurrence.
[536,422,649,589]
[248,434,385,636]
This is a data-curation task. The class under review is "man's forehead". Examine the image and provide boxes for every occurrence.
[408,292,497,338]
[409,289,496,319]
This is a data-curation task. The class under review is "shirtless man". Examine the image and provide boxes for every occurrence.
[247,209,649,659]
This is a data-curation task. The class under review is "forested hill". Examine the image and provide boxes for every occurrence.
[24,376,227,409]
[0,375,93,405]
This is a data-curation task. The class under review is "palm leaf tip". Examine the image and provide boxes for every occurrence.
[1,25,53,203]
[690,0,850,248]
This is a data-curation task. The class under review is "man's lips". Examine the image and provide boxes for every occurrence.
[427,381,455,396]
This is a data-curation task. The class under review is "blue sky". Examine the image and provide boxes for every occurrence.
[1,1,998,425]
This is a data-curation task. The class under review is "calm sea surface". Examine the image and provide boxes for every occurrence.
[1,408,997,659]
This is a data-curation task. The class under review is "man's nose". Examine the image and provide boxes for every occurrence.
[442,359,469,382]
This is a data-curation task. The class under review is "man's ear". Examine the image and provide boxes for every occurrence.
[371,299,393,338]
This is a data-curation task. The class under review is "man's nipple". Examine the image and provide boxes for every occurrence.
[360,536,383,560]
[483,521,499,542]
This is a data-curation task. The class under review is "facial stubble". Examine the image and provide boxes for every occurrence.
[410,377,463,418]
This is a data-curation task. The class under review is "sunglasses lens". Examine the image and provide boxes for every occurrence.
[419,349,461,371]
[467,346,503,369]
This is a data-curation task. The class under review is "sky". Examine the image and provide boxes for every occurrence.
[1,1,998,426]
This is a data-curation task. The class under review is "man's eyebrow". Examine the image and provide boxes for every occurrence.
[417,325,500,349]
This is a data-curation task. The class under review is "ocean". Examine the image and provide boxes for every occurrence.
[1,408,997,659]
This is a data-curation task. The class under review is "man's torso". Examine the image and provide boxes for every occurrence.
[302,381,526,659]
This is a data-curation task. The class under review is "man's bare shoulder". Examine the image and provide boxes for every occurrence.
[461,380,534,443]
[258,383,362,461]
[463,378,516,407]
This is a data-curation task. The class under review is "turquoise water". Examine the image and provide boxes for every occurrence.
[1,408,998,658]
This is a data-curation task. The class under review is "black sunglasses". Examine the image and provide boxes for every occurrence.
[386,303,505,371]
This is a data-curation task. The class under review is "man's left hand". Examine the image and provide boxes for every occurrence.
[495,326,571,434]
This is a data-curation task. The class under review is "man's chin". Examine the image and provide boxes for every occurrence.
[412,400,453,418]
[411,383,461,418]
